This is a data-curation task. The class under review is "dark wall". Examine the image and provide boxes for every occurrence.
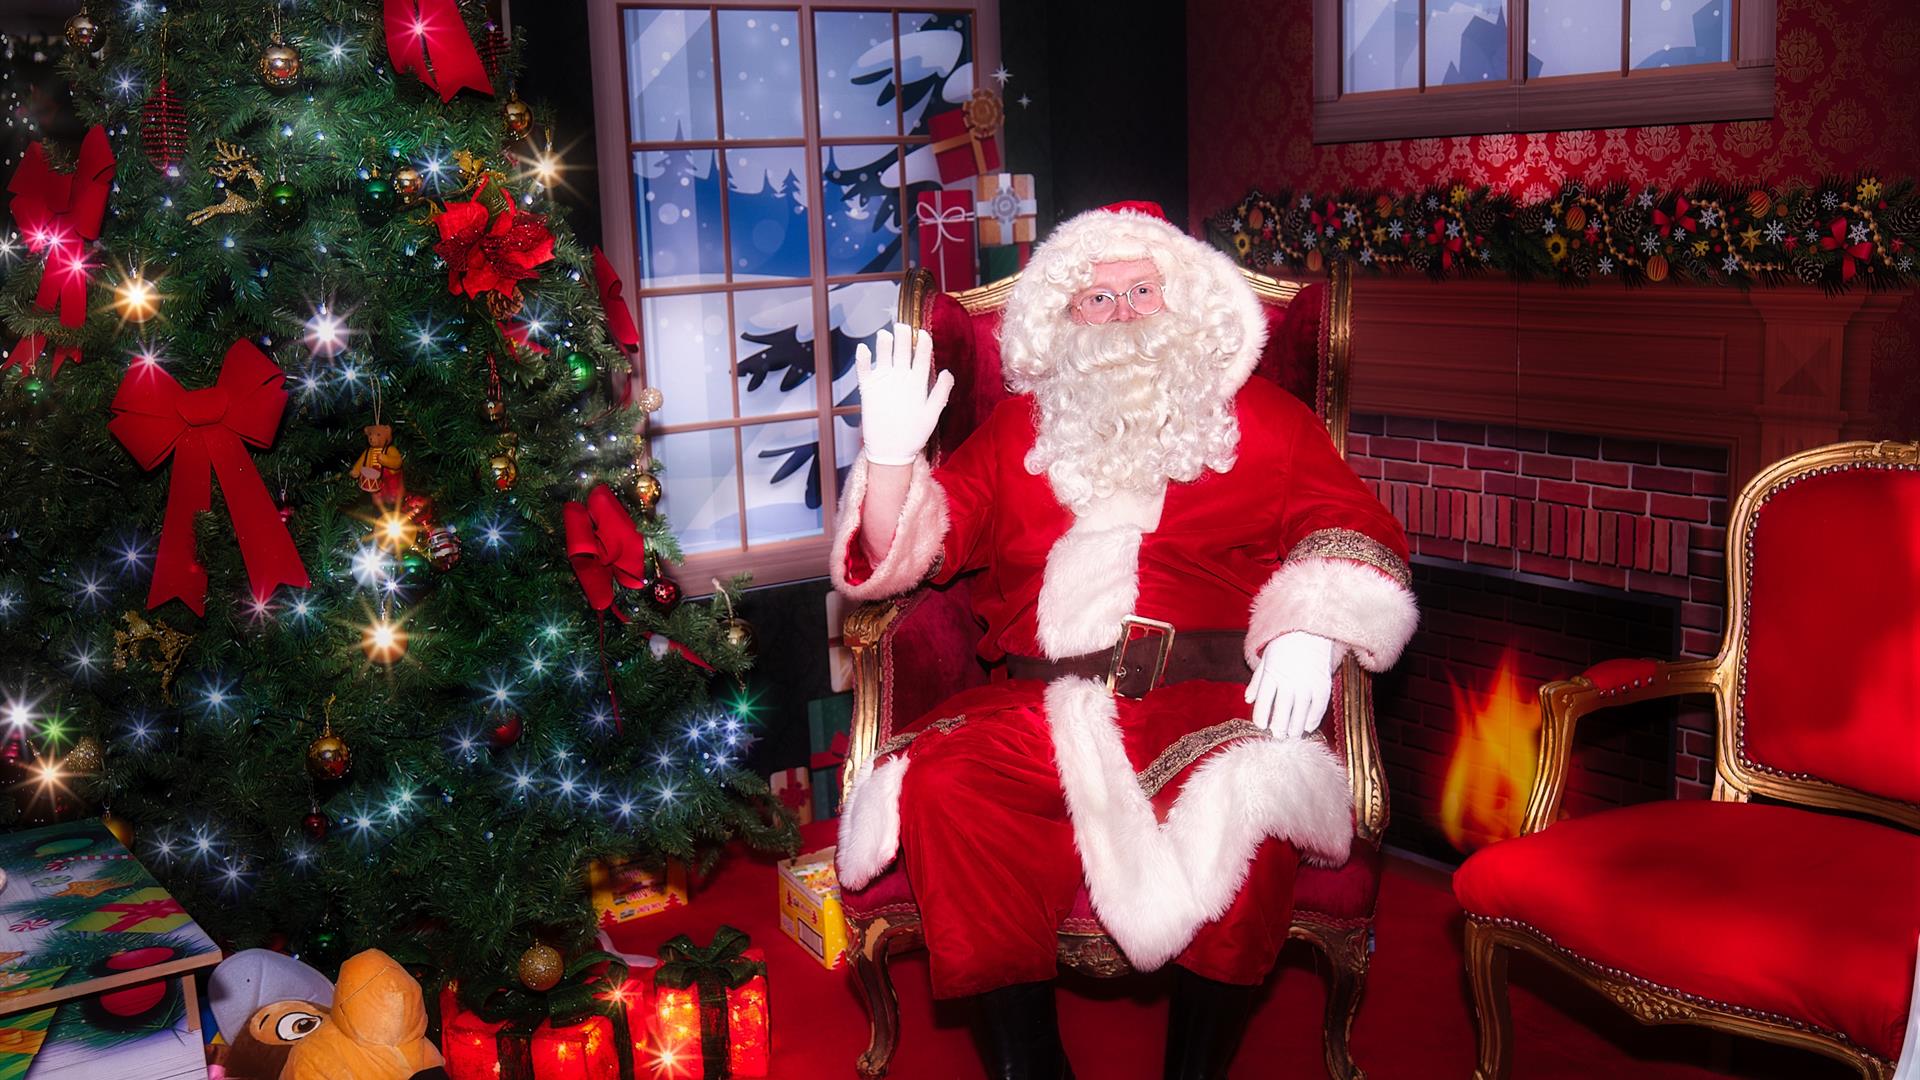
[515,0,604,250]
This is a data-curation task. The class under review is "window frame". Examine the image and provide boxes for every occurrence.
[1311,0,1775,143]
[588,0,1000,588]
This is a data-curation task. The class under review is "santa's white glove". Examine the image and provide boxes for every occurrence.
[1245,631,1338,739]
[855,323,954,466]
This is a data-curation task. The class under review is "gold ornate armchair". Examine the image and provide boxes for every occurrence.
[1454,440,1920,1080]
[837,263,1392,1078]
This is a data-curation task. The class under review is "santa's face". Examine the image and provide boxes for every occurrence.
[1068,259,1165,325]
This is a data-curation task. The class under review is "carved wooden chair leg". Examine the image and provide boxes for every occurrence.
[1464,918,1514,1080]
[848,917,906,1079]
[1317,923,1371,1080]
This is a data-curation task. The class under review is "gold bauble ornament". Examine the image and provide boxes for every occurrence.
[502,94,533,140]
[721,616,755,653]
[517,944,563,992]
[633,472,662,511]
[489,449,519,491]
[102,812,134,848]
[64,10,102,51]
[260,36,302,87]
[306,725,351,781]
[635,385,665,414]
[1564,206,1587,232]
[60,735,105,776]
[392,165,424,204]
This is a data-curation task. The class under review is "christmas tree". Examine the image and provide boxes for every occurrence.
[0,0,793,982]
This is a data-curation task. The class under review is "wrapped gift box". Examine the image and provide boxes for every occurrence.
[913,189,977,292]
[806,696,852,821]
[975,173,1037,246]
[768,767,813,826]
[589,857,688,927]
[440,974,649,1080]
[926,105,1001,183]
[776,847,848,970]
[648,930,770,1078]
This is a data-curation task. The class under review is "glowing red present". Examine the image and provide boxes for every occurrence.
[440,963,650,1080]
[647,929,769,1078]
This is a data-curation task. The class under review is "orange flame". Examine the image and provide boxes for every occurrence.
[1439,650,1540,852]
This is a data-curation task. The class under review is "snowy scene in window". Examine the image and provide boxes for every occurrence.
[1344,0,1419,93]
[1427,1,1509,86]
[1629,0,1728,70]
[623,9,717,142]
[1527,0,1622,77]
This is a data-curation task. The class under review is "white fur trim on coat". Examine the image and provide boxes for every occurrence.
[1034,487,1163,658]
[836,755,911,891]
[829,452,950,602]
[1246,557,1419,672]
[1045,677,1352,971]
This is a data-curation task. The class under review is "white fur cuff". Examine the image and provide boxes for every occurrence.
[1246,557,1419,672]
[836,755,911,891]
[829,452,951,601]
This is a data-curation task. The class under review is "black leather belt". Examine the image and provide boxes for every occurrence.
[1005,617,1248,699]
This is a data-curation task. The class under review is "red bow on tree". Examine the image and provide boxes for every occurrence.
[1821,218,1873,282]
[7,125,116,328]
[433,179,555,301]
[1653,197,1697,238]
[566,485,653,732]
[2,333,82,380]
[382,0,494,103]
[107,342,311,616]
[592,247,642,404]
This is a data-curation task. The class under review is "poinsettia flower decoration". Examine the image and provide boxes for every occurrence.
[433,178,555,301]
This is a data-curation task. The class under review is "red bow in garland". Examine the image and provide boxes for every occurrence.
[592,247,642,405]
[1653,197,1696,238]
[108,342,311,616]
[1821,218,1873,282]
[7,125,116,328]
[566,485,651,733]
[3,333,82,380]
[1427,217,1465,270]
[382,0,494,103]
[433,178,555,301]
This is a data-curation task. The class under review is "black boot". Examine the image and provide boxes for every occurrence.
[1162,966,1259,1080]
[975,980,1071,1080]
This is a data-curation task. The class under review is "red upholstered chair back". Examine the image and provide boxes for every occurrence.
[1729,446,1920,816]
[889,264,1387,842]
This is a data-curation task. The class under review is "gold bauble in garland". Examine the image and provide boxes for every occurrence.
[392,165,425,205]
[502,94,533,140]
[721,616,755,653]
[306,725,351,781]
[1645,254,1670,282]
[64,10,102,51]
[632,472,662,511]
[260,36,302,88]
[517,944,563,992]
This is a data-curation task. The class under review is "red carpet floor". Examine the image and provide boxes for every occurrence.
[607,821,1849,1079]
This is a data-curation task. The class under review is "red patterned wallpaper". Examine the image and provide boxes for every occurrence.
[1186,0,1920,228]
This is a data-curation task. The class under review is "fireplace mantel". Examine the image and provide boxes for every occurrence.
[1346,278,1908,490]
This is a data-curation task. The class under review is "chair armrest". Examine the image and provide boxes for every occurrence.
[840,586,989,805]
[1521,658,1724,836]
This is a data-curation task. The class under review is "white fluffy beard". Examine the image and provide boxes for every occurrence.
[1022,313,1242,513]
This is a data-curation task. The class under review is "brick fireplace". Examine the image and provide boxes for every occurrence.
[1342,277,1903,857]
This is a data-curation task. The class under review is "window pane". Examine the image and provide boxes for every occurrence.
[654,428,740,555]
[735,286,818,418]
[1428,0,1509,85]
[815,11,899,136]
[634,149,726,286]
[823,144,905,275]
[832,413,863,492]
[1527,0,1622,77]
[624,9,717,142]
[743,419,826,541]
[727,147,811,281]
[717,10,804,139]
[900,12,973,137]
[1344,0,1419,92]
[826,281,898,409]
[642,292,733,427]
[1630,0,1729,69]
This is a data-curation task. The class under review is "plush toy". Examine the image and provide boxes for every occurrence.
[206,949,335,1080]
[280,949,446,1080]
[352,424,405,500]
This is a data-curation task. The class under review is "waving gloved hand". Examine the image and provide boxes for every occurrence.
[855,323,954,466]
[1245,631,1338,740]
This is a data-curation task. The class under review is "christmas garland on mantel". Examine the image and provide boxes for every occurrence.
[1207,179,1920,293]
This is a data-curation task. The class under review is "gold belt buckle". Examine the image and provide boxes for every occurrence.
[1105,616,1177,698]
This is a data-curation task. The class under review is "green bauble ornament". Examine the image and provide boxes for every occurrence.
[262,179,305,227]
[21,377,45,398]
[401,551,428,575]
[564,351,595,390]
[356,176,396,224]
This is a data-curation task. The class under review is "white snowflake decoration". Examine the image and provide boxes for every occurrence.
[1300,195,1313,210]
[1445,220,1462,239]
[1642,232,1660,253]
[1637,191,1655,208]
[1820,191,1840,209]
[1358,248,1374,265]
[1700,207,1721,227]
[1721,254,1741,273]
[1673,227,1689,242]
[1764,221,1786,243]
[1342,208,1358,227]
[1425,195,1440,210]
[1387,220,1405,239]
[1597,256,1615,274]
[1324,224,1336,238]
[1900,256,1914,271]
[1542,219,1556,234]
[1303,231,1317,249]
[1848,221,1870,245]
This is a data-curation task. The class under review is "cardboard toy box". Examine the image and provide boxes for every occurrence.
[589,856,688,926]
[776,847,848,970]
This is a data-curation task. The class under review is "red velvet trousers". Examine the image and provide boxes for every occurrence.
[896,680,1301,999]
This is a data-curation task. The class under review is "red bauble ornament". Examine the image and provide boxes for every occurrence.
[489,713,523,749]
[300,812,328,840]
[140,76,187,172]
[647,575,682,613]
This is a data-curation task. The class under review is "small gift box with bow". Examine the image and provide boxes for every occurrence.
[440,952,647,1080]
[648,927,771,1079]
[776,847,848,969]
[975,173,1037,247]
[768,767,813,826]
[589,857,689,927]
[806,696,853,821]
[925,90,1003,183]
[913,189,977,292]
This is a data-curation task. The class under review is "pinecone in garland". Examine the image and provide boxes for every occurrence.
[1569,246,1598,278]
[1788,198,1819,238]
[1283,206,1310,237]
[140,76,187,171]
[1884,199,1920,242]
[1792,252,1827,285]
[1515,204,1548,235]
[1466,204,1497,236]
[1408,246,1435,272]
[1615,207,1648,240]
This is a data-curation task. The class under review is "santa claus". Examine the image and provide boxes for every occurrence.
[829,202,1416,1078]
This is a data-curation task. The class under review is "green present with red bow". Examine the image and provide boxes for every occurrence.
[646,926,770,1078]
